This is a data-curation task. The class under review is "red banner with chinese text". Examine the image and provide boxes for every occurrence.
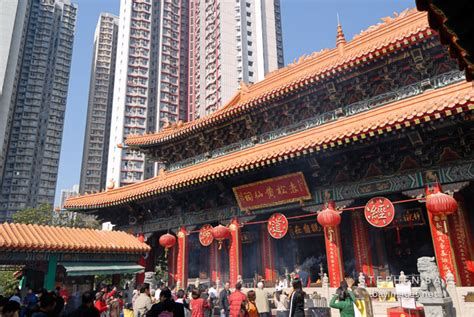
[449,195,474,286]
[233,172,311,211]
[351,212,374,285]
[427,213,457,284]
[324,225,344,288]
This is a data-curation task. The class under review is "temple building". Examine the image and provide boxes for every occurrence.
[65,9,474,293]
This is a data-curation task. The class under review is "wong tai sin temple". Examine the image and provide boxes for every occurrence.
[66,9,474,293]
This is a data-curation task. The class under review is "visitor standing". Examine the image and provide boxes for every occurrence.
[133,284,152,317]
[190,290,210,317]
[254,283,269,317]
[218,282,230,317]
[329,279,356,317]
[94,293,108,317]
[245,291,258,317]
[31,294,57,317]
[68,292,100,317]
[175,289,190,317]
[146,288,175,317]
[228,283,246,317]
[288,280,304,317]
[273,288,288,317]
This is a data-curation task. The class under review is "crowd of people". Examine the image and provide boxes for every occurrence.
[0,277,358,317]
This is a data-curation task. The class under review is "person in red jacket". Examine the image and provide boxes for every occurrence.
[190,289,210,317]
[228,283,247,317]
[94,292,108,315]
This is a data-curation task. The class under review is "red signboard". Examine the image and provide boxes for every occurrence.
[364,197,395,227]
[233,172,311,211]
[267,213,289,239]
[199,224,214,246]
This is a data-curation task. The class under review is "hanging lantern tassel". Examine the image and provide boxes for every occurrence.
[164,247,169,257]
[396,227,401,245]
[218,240,223,250]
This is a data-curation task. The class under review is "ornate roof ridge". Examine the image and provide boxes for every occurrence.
[126,8,430,147]
[66,82,473,210]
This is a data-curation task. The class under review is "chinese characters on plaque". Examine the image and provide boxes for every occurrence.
[199,224,214,246]
[267,213,288,239]
[232,172,311,211]
[288,219,323,239]
[364,197,395,227]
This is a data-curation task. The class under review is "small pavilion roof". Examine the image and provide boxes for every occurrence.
[65,81,474,210]
[125,9,432,148]
[0,223,150,253]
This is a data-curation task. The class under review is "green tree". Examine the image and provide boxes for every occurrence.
[12,203,100,229]
[0,271,18,294]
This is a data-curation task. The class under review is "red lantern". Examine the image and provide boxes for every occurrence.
[317,203,341,227]
[211,224,230,250]
[159,233,176,256]
[426,192,458,216]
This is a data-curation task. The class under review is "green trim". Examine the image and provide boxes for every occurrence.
[61,262,144,276]
[44,254,57,291]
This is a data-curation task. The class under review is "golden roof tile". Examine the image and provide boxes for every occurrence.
[0,223,150,253]
[65,81,474,210]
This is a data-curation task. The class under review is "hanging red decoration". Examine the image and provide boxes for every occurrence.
[364,197,395,228]
[425,185,458,216]
[199,224,214,246]
[267,213,289,239]
[317,203,341,227]
[212,224,231,250]
[159,233,176,256]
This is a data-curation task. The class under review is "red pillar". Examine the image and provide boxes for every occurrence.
[351,212,374,285]
[427,212,458,284]
[167,244,177,287]
[448,193,474,286]
[210,242,220,283]
[229,218,243,287]
[323,224,344,288]
[261,225,277,282]
[176,227,188,288]
[136,233,145,285]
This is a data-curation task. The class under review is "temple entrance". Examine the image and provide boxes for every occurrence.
[346,194,436,286]
[275,212,327,286]
[188,234,210,281]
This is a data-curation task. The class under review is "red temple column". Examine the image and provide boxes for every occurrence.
[351,212,374,285]
[425,186,459,284]
[136,233,145,285]
[427,212,458,283]
[260,225,277,282]
[448,193,474,286]
[176,227,188,288]
[167,244,177,287]
[210,242,220,283]
[229,218,243,287]
[318,202,344,288]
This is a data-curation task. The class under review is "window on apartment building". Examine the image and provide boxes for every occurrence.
[246,12,251,17]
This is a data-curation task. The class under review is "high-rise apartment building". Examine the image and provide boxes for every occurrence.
[107,0,189,187]
[188,0,284,119]
[0,0,29,182]
[0,0,77,221]
[80,13,118,194]
[106,0,283,187]
[59,184,79,209]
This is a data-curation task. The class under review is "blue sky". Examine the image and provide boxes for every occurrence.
[55,0,414,205]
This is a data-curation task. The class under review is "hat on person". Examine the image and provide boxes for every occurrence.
[9,296,21,305]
